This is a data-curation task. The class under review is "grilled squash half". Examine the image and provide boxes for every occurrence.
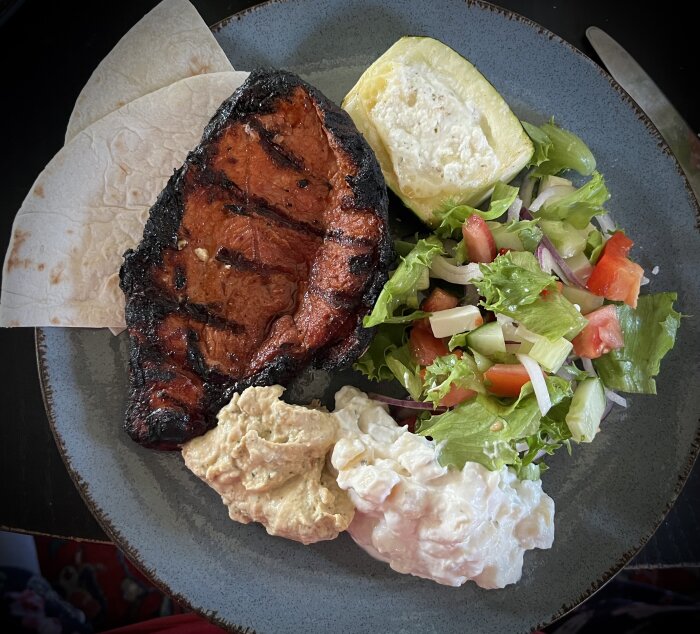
[343,37,533,227]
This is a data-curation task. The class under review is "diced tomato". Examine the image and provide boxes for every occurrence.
[439,385,478,408]
[462,215,497,263]
[484,363,533,397]
[498,247,511,256]
[586,234,643,308]
[409,322,449,366]
[572,305,624,359]
[421,288,459,313]
[601,232,633,258]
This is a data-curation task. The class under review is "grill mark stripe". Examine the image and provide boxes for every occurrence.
[180,302,246,333]
[308,284,362,310]
[145,292,247,334]
[245,117,305,172]
[215,247,294,277]
[222,193,375,247]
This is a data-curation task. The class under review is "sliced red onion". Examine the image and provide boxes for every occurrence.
[536,242,587,289]
[519,172,536,208]
[581,357,597,377]
[529,185,576,212]
[596,213,616,235]
[507,196,523,223]
[367,393,447,413]
[521,207,588,290]
[601,400,615,422]
[496,313,519,340]
[516,353,552,415]
[604,388,627,408]
[555,366,574,380]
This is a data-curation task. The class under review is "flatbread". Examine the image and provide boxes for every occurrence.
[65,0,234,143]
[0,71,249,329]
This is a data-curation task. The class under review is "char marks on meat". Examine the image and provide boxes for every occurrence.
[120,70,391,450]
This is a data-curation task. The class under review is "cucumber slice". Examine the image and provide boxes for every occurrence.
[342,36,534,227]
[465,321,506,356]
[490,222,524,251]
[540,220,589,257]
[565,378,606,443]
[561,285,604,315]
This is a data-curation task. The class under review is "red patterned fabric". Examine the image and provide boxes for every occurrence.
[102,613,226,633]
[34,537,187,631]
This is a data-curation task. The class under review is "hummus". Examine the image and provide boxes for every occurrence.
[181,385,354,544]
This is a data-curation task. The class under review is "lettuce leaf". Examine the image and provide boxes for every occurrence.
[416,377,571,470]
[521,121,552,169]
[593,293,680,394]
[522,120,596,177]
[434,182,519,238]
[422,353,483,405]
[515,397,572,480]
[353,323,407,381]
[386,344,423,401]
[363,237,443,327]
[477,251,588,340]
[494,219,543,253]
[585,228,605,264]
[452,239,468,265]
[535,171,610,230]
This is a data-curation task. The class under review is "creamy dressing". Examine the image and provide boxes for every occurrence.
[331,386,555,588]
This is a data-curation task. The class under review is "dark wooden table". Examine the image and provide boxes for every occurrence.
[1,0,698,569]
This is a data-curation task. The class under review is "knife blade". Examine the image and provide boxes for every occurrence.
[586,26,700,203]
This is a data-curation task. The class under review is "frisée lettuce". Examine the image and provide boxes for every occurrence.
[416,377,571,471]
[593,293,680,394]
[477,251,588,340]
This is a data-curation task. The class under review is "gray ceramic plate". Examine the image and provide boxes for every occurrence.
[38,1,700,632]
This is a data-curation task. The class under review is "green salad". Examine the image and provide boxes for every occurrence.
[355,120,680,480]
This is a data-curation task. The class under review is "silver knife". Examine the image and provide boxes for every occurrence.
[586,26,700,203]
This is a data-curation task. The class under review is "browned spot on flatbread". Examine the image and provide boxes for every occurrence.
[116,100,126,108]
[37,263,45,271]
[8,320,19,327]
[34,184,45,198]
[7,230,31,271]
[50,317,60,325]
[66,229,74,235]
[50,265,64,285]
[189,56,212,75]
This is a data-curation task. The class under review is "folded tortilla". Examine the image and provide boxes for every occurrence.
[65,0,234,143]
[0,71,249,329]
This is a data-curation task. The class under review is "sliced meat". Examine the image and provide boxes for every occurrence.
[120,69,391,450]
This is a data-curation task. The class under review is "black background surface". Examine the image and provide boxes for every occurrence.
[0,0,697,569]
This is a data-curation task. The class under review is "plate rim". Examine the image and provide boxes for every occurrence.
[36,1,700,632]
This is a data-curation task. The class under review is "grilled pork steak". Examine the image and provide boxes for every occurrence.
[120,70,391,450]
